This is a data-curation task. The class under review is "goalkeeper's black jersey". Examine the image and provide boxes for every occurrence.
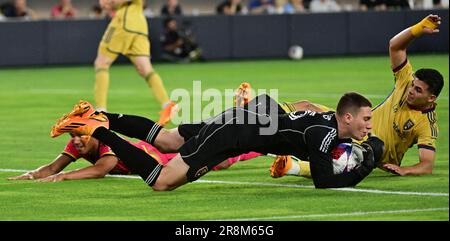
[270,111,367,188]
[178,94,370,188]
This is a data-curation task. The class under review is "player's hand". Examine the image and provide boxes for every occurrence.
[7,172,35,180]
[36,173,66,183]
[382,163,408,176]
[423,14,441,34]
[422,14,441,35]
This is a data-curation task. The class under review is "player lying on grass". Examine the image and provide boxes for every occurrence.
[49,91,384,190]
[8,84,368,183]
[7,133,260,182]
[266,14,445,178]
[8,83,261,182]
[7,84,261,182]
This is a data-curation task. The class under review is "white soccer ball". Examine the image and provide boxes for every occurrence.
[331,143,363,174]
[288,45,304,60]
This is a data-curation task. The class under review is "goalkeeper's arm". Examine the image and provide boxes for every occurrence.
[389,14,441,70]
[311,136,384,189]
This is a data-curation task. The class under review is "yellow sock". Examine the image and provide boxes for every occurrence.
[299,160,312,178]
[146,72,170,107]
[94,68,110,110]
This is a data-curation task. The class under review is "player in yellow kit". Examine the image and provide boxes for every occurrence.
[268,14,444,177]
[95,0,178,125]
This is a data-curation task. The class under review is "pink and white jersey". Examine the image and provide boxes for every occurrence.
[62,139,130,174]
[63,139,115,164]
[62,139,177,175]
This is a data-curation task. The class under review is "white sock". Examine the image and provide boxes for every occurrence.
[286,158,300,176]
[161,101,171,109]
[96,107,107,113]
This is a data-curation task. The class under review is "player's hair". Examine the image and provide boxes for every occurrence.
[336,92,372,116]
[415,68,444,97]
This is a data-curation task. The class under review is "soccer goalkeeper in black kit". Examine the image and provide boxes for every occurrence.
[51,93,384,190]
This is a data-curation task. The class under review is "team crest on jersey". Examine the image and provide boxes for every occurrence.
[195,166,209,178]
[403,119,414,131]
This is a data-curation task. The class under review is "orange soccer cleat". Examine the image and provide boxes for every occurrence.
[50,100,97,138]
[158,101,179,126]
[50,112,109,138]
[60,100,96,121]
[234,82,253,108]
[68,100,97,118]
[269,155,292,178]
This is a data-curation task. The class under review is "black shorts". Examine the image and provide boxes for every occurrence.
[177,94,287,142]
[178,123,205,141]
[178,94,285,182]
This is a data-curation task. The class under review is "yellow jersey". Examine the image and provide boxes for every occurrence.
[371,59,438,167]
[109,0,148,36]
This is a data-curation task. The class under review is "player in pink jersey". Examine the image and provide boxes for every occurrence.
[8,134,260,182]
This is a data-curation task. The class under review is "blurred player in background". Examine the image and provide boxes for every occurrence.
[7,133,260,182]
[268,14,444,178]
[95,0,178,125]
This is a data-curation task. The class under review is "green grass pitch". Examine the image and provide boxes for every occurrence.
[0,54,448,221]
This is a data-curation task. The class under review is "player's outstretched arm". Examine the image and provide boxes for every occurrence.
[7,154,72,181]
[389,14,441,70]
[383,149,434,176]
[38,156,119,182]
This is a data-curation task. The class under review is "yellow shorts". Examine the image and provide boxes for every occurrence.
[98,26,150,59]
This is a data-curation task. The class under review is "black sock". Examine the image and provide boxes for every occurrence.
[103,113,162,145]
[92,127,162,186]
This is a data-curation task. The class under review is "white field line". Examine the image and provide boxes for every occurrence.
[1,168,448,197]
[214,207,450,221]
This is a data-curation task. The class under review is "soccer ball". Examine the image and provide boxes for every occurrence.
[288,45,304,60]
[331,143,363,174]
